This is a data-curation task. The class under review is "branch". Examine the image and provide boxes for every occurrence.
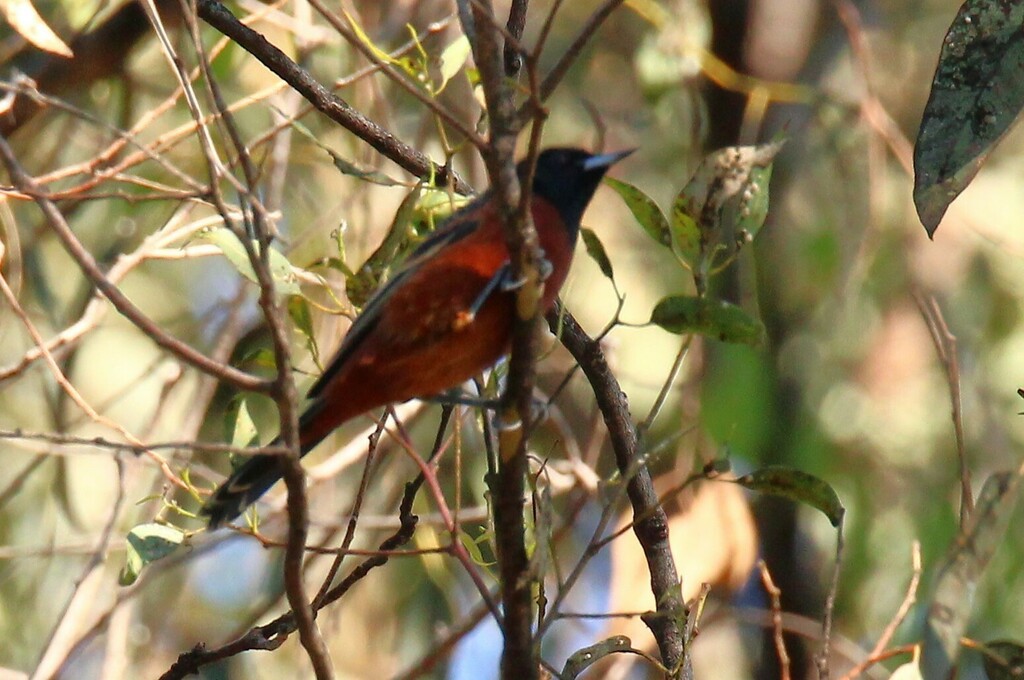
[547,304,686,674]
[159,3,330,673]
[195,0,472,194]
[305,0,486,151]
[460,1,543,676]
[503,0,530,76]
[0,135,269,393]
[515,0,627,126]
[159,471,426,680]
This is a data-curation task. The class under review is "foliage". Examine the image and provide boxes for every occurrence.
[0,0,1022,679]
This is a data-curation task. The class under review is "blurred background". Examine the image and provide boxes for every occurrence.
[0,0,1021,678]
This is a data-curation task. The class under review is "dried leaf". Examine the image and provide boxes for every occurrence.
[562,636,636,679]
[0,0,72,57]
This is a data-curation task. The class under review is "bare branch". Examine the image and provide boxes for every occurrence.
[195,0,472,193]
[0,136,269,393]
[547,304,685,674]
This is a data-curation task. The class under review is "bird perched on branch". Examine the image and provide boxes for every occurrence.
[201,147,632,528]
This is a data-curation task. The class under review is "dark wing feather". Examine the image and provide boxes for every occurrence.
[306,205,483,399]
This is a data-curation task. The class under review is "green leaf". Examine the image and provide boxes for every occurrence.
[734,466,845,527]
[287,116,404,187]
[923,471,1022,679]
[343,9,401,67]
[409,186,470,236]
[913,1,1024,236]
[346,184,424,307]
[562,636,637,679]
[737,153,775,242]
[119,523,185,586]
[328,154,405,187]
[458,527,496,567]
[199,228,300,295]
[288,296,322,371]
[981,640,1024,680]
[650,295,764,345]
[668,207,701,270]
[224,395,259,450]
[580,227,614,280]
[604,176,672,249]
[437,35,471,93]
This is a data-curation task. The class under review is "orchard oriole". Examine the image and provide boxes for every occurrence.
[201,147,631,528]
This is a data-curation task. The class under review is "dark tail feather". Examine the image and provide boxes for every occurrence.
[200,445,288,529]
[200,402,331,529]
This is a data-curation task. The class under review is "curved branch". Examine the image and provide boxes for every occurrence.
[195,0,472,194]
[547,303,686,673]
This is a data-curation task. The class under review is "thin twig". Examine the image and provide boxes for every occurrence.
[817,518,845,680]
[161,1,332,673]
[312,415,388,607]
[504,0,530,76]
[306,0,486,151]
[639,336,693,435]
[0,268,185,488]
[0,136,269,392]
[913,291,973,525]
[839,542,922,680]
[32,456,127,680]
[759,560,792,680]
[516,0,627,124]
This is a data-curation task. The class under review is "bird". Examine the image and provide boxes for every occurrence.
[201,147,633,528]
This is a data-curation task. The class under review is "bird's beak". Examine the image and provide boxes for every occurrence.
[583,148,636,171]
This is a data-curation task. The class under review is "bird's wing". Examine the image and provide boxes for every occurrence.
[306,203,486,399]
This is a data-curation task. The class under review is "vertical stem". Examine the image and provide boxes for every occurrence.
[460,1,542,677]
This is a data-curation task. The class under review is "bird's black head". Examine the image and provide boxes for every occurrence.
[525,147,633,236]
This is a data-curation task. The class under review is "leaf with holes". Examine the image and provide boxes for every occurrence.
[913,1,1024,235]
[671,141,783,269]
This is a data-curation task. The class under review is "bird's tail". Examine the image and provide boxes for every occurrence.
[200,401,331,529]
[199,445,289,529]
